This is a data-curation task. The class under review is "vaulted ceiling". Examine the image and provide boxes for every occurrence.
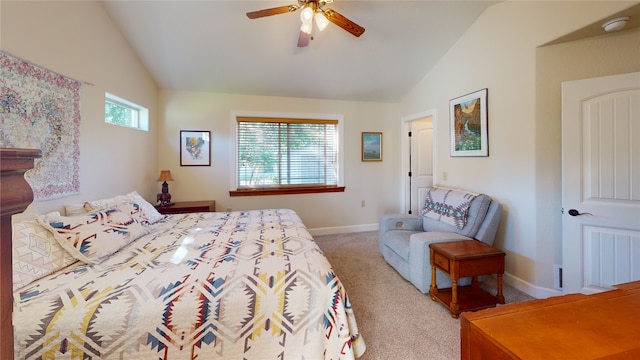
[101,1,499,102]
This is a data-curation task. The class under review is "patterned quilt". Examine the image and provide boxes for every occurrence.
[13,209,365,359]
[421,186,479,229]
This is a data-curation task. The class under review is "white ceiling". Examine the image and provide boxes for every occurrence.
[101,1,499,102]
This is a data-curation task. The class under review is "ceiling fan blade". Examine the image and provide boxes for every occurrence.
[322,8,365,37]
[297,31,311,47]
[246,5,299,19]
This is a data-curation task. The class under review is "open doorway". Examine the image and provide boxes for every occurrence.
[402,110,435,215]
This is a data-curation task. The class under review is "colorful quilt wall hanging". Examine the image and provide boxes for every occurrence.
[0,51,81,201]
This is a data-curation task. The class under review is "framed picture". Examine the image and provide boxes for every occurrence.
[180,130,211,166]
[450,88,488,157]
[362,132,382,161]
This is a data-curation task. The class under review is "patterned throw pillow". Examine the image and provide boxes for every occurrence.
[39,208,150,265]
[86,191,164,225]
[119,191,164,224]
[12,219,77,291]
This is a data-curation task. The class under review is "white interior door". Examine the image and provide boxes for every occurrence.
[408,119,433,215]
[562,72,640,294]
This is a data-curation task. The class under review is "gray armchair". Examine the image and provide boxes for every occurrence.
[378,187,503,293]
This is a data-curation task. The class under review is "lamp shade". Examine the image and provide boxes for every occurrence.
[315,11,329,31]
[300,6,314,22]
[157,170,174,182]
[300,21,313,35]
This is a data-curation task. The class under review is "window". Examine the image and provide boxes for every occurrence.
[104,93,149,131]
[231,116,345,196]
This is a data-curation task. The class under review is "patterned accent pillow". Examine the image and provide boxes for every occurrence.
[86,191,164,225]
[120,191,164,224]
[12,219,77,291]
[38,208,150,265]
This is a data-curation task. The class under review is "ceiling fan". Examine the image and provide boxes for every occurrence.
[246,0,365,47]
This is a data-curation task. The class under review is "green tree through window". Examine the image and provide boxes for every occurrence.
[105,100,132,126]
[104,93,148,131]
[236,117,338,188]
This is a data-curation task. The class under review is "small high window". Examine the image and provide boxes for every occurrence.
[105,93,148,131]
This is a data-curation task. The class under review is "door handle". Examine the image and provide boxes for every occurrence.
[568,209,592,216]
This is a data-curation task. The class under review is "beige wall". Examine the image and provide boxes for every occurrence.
[159,90,400,230]
[1,1,159,215]
[400,0,639,297]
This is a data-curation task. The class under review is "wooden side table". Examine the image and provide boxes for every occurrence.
[155,200,215,214]
[429,240,505,318]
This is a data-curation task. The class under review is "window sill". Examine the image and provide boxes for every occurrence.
[230,186,345,197]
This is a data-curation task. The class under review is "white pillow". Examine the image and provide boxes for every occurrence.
[64,203,88,216]
[85,196,119,211]
[12,208,58,224]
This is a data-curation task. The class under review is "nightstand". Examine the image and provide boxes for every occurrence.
[429,240,505,318]
[155,200,215,215]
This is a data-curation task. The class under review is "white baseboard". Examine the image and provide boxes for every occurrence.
[503,272,564,299]
[308,223,378,236]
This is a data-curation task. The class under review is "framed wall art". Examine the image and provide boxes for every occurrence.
[180,130,211,166]
[362,132,382,161]
[450,88,488,157]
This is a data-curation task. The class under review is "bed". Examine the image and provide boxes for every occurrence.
[2,149,365,359]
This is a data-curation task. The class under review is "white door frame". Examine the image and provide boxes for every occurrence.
[400,109,438,214]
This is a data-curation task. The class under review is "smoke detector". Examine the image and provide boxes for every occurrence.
[602,16,630,32]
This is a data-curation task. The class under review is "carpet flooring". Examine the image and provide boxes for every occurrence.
[313,231,534,360]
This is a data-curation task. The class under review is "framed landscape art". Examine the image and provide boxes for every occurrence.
[180,130,211,166]
[450,88,488,157]
[362,132,382,161]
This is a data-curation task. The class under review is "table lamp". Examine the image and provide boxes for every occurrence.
[156,170,174,206]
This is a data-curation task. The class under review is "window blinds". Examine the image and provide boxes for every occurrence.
[236,117,338,188]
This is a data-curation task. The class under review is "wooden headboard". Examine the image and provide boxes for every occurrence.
[0,148,41,360]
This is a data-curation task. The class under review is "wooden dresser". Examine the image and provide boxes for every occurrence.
[460,281,640,359]
[0,148,41,360]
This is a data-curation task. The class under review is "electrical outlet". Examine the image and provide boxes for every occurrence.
[361,201,365,207]
[442,172,448,181]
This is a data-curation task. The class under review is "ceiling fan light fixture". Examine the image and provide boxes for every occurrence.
[247,0,365,46]
[300,6,314,22]
[300,21,313,35]
[314,11,329,31]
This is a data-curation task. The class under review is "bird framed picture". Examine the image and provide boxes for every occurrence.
[180,130,211,166]
[450,88,488,157]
